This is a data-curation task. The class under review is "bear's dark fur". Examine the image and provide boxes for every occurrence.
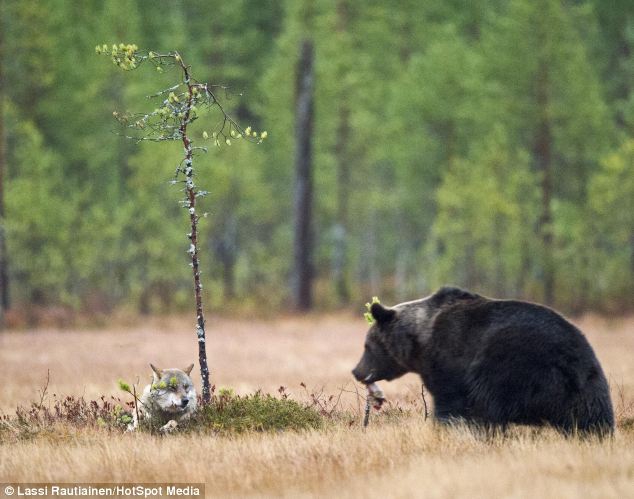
[352,287,614,436]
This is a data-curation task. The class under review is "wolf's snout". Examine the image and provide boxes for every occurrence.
[181,398,189,408]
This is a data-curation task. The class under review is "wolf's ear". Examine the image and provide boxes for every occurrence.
[370,302,396,325]
[150,363,163,381]
[183,363,195,376]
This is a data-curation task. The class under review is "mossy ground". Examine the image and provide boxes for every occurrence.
[188,391,323,434]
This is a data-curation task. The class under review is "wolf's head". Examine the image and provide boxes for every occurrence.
[148,363,197,415]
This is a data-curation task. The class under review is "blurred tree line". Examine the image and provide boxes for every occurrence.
[0,0,632,322]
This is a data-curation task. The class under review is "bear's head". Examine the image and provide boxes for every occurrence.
[352,301,408,384]
[352,286,478,385]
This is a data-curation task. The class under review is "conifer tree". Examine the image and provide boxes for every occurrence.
[98,44,266,402]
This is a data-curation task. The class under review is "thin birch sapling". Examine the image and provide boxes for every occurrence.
[98,43,267,404]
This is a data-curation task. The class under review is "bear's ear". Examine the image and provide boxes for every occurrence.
[371,302,396,324]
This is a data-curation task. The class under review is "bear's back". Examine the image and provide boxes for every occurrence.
[429,298,593,358]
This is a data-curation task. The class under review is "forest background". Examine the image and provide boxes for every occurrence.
[1,0,633,325]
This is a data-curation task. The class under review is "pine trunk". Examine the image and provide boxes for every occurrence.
[292,39,315,312]
[535,61,555,306]
[0,6,9,327]
[178,55,211,404]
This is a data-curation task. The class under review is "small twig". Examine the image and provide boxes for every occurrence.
[118,379,146,410]
[421,383,429,421]
[351,383,363,415]
[326,386,345,416]
[337,383,367,416]
[132,381,140,427]
[37,370,51,409]
[363,395,371,428]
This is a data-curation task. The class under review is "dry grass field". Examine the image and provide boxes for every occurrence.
[1,313,633,498]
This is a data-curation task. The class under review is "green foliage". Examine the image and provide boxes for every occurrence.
[151,380,167,390]
[429,127,540,296]
[364,296,380,324]
[5,116,78,306]
[587,139,634,307]
[2,0,633,316]
[117,379,131,393]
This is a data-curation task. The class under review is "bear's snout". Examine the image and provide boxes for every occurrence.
[352,366,372,384]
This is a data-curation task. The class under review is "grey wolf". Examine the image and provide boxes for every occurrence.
[130,363,197,432]
[352,287,614,436]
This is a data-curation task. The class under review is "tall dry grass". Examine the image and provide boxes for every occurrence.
[1,313,633,497]
[2,420,633,498]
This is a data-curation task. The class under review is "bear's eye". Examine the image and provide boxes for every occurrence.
[368,337,388,356]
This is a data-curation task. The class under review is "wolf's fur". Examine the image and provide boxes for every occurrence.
[130,363,197,432]
[352,287,614,436]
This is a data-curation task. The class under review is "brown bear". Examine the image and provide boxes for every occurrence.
[352,287,614,436]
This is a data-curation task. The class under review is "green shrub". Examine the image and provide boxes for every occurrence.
[190,391,323,434]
